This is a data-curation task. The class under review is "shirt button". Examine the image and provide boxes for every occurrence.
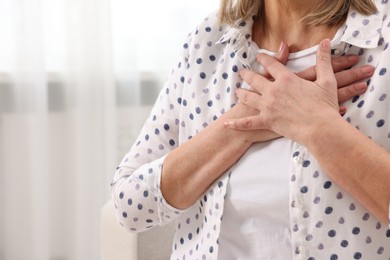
[295,198,303,208]
[333,48,342,55]
[291,200,304,210]
[297,245,305,254]
[295,246,305,254]
[293,156,303,164]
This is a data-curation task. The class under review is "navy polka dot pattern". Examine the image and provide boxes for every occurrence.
[111,2,390,259]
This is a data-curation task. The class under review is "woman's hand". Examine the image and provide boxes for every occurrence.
[223,102,280,144]
[298,54,373,114]
[272,42,373,113]
[224,39,373,144]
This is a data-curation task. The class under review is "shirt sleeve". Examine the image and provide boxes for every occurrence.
[110,32,192,233]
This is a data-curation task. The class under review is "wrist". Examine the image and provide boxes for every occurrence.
[301,111,344,149]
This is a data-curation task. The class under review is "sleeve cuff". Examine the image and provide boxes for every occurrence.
[135,155,186,225]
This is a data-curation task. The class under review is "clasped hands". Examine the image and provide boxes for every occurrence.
[224,39,375,145]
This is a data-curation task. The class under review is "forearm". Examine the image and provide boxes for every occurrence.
[161,103,278,209]
[304,114,390,224]
[161,115,251,209]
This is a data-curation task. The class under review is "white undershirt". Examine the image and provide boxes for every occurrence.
[217,42,324,259]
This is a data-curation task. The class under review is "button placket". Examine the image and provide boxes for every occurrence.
[290,147,311,259]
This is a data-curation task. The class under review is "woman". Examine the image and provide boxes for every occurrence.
[111,0,390,259]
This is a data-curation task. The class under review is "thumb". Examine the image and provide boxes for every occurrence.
[315,39,335,85]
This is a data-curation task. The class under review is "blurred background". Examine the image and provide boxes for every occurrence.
[0,0,219,259]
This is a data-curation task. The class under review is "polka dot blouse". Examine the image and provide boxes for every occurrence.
[111,1,390,259]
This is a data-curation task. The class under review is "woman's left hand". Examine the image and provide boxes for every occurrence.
[224,39,344,144]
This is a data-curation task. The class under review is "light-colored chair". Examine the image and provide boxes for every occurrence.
[100,200,174,260]
[101,200,138,260]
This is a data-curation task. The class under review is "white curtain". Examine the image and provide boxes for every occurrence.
[0,0,219,259]
[0,0,115,259]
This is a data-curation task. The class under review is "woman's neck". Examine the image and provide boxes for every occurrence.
[252,0,342,52]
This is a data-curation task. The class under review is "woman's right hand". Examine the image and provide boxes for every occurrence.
[222,102,280,144]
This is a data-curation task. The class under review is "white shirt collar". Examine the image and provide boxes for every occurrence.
[215,5,384,66]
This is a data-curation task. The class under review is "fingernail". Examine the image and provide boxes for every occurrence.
[361,65,374,74]
[355,82,368,91]
[322,39,330,50]
[223,121,233,128]
[278,41,285,52]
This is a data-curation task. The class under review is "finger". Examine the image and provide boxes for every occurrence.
[296,66,317,81]
[339,106,347,115]
[315,39,335,85]
[335,65,374,87]
[337,81,368,103]
[259,41,289,78]
[331,55,359,73]
[274,41,289,65]
[297,55,360,81]
[224,115,266,130]
[236,88,263,110]
[239,69,268,93]
[257,53,290,79]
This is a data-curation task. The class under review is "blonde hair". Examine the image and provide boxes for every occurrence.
[219,0,378,26]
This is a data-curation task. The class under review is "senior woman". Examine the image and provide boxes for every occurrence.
[111,0,390,259]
